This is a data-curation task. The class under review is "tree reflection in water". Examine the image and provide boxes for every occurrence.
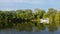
[12,22,58,32]
[0,21,58,33]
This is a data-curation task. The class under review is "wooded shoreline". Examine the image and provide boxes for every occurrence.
[0,8,60,29]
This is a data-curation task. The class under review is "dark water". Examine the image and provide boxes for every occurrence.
[0,27,60,34]
[0,22,60,34]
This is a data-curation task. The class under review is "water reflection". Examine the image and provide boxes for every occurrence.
[13,22,60,32]
[0,22,60,34]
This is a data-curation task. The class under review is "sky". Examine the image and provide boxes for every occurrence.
[0,0,60,10]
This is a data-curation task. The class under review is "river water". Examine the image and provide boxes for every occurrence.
[0,27,60,34]
[0,22,60,34]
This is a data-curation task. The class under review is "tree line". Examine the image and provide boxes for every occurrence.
[0,8,60,29]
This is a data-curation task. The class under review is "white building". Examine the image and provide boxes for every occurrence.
[40,18,49,24]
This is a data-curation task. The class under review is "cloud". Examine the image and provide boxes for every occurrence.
[0,0,60,4]
[0,0,60,10]
[0,0,45,4]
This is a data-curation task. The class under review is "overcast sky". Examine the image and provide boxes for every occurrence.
[0,0,60,10]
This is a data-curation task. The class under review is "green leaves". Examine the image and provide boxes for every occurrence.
[0,8,60,31]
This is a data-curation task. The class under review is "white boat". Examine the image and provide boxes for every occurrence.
[40,18,49,24]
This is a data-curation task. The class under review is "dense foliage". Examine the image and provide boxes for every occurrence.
[0,8,60,32]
